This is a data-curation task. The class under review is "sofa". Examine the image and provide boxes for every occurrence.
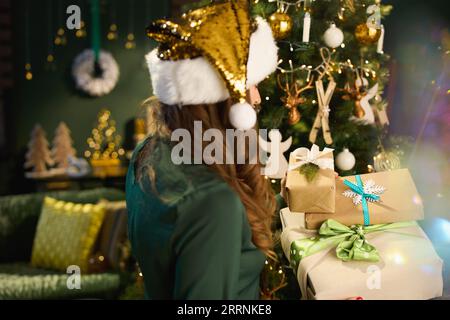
[0,188,129,300]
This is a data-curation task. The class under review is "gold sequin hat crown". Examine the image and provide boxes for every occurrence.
[145,0,278,130]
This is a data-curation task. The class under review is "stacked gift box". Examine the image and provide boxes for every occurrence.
[282,145,444,300]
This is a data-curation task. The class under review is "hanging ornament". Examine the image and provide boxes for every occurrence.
[342,73,376,120]
[125,0,136,49]
[309,78,336,145]
[277,73,314,125]
[72,0,119,97]
[353,95,365,118]
[336,148,356,171]
[302,12,311,43]
[355,23,381,45]
[107,0,118,41]
[75,20,87,38]
[45,0,56,71]
[54,27,67,46]
[269,11,293,40]
[24,0,32,80]
[46,54,55,64]
[377,25,385,54]
[288,108,301,125]
[54,0,67,46]
[309,48,335,145]
[373,96,390,126]
[72,49,120,97]
[353,82,379,124]
[125,33,136,49]
[323,23,344,48]
[259,130,292,179]
[24,63,33,81]
[107,24,118,41]
[373,150,401,172]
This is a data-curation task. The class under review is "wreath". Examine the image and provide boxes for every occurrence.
[72,49,120,97]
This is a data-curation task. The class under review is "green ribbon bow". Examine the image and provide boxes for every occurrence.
[290,219,415,270]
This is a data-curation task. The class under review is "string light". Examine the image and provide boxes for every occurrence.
[107,0,119,41]
[75,20,87,38]
[46,0,55,67]
[54,0,67,46]
[24,0,32,80]
[125,0,136,49]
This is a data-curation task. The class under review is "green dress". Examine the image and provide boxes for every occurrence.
[126,137,266,299]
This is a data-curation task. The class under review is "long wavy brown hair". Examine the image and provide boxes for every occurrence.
[136,97,277,258]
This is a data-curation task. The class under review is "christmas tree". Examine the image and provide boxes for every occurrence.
[253,0,392,175]
[84,109,125,162]
[25,125,54,177]
[84,109,126,177]
[52,122,76,169]
[250,0,393,299]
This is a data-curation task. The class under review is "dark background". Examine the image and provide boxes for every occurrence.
[0,0,169,194]
[0,0,448,196]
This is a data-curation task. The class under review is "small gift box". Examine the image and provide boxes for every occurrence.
[305,168,424,230]
[280,208,444,300]
[286,145,335,213]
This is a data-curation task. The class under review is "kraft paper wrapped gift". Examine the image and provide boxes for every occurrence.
[280,208,444,300]
[286,145,335,213]
[305,168,424,230]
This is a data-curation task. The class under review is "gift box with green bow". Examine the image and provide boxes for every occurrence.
[280,208,444,300]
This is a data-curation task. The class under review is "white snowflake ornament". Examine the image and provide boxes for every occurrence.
[343,179,386,205]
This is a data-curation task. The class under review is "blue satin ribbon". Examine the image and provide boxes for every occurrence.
[343,175,380,226]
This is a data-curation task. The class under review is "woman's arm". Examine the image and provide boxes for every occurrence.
[171,183,244,300]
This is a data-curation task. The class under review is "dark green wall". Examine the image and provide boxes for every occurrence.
[0,0,169,195]
[12,0,169,154]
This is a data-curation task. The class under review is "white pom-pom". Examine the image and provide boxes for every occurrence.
[229,102,257,131]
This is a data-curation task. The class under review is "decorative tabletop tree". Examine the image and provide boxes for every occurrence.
[52,122,76,169]
[25,125,54,178]
[84,109,126,177]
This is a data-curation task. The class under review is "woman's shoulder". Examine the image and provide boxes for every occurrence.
[129,136,243,213]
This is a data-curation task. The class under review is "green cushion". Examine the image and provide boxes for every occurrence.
[0,188,125,262]
[0,263,121,300]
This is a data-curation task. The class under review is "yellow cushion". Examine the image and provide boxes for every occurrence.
[31,197,106,273]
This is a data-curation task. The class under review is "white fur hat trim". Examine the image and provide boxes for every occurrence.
[146,17,278,107]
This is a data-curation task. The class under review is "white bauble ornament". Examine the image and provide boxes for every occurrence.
[229,102,257,131]
[373,150,401,172]
[336,148,356,171]
[323,23,344,48]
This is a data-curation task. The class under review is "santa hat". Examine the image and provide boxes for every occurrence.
[145,0,278,131]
